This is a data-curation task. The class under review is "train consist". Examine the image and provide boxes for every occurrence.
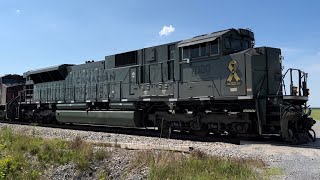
[0,28,316,143]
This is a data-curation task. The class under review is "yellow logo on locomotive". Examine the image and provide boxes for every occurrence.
[226,60,241,86]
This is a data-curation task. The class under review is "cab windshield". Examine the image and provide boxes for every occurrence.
[225,37,249,51]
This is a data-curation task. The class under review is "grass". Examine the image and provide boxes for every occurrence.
[311,109,320,120]
[0,126,109,179]
[0,126,282,179]
[264,167,283,176]
[97,168,109,180]
[130,150,277,180]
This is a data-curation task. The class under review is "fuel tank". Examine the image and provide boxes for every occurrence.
[55,110,143,127]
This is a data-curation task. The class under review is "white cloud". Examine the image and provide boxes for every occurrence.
[159,25,175,37]
[15,9,21,15]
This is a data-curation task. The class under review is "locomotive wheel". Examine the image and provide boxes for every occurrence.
[191,129,209,137]
[50,117,59,125]
[160,126,172,139]
[288,129,298,144]
[212,132,222,137]
[28,117,33,124]
[158,118,172,138]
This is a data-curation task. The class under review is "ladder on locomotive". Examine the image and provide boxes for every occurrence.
[5,94,21,120]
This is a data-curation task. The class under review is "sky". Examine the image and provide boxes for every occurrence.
[0,0,319,106]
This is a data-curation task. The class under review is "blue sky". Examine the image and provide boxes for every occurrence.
[0,0,319,106]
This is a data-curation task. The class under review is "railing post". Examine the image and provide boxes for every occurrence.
[84,85,86,102]
[161,62,164,82]
[298,70,302,96]
[290,69,293,95]
[96,83,98,101]
[120,81,122,100]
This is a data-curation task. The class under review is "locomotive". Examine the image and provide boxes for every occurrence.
[0,28,316,143]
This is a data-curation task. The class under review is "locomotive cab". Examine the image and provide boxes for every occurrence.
[0,75,25,120]
[0,75,25,105]
[179,28,254,61]
[222,29,255,55]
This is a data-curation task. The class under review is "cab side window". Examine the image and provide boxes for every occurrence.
[210,39,219,55]
[182,40,219,60]
[225,37,249,51]
[191,45,199,58]
[182,47,189,59]
[230,39,241,50]
[200,43,207,56]
[190,43,208,58]
[225,37,231,49]
[241,40,249,49]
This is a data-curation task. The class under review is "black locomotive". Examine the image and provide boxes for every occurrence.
[0,28,316,143]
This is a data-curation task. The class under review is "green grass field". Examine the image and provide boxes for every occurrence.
[0,127,278,180]
[132,150,281,180]
[0,127,109,179]
[311,109,320,120]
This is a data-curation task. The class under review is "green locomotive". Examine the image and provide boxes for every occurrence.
[0,28,315,143]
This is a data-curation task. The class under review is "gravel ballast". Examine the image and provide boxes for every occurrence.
[0,122,319,179]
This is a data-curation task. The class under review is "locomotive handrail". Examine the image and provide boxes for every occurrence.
[17,89,33,103]
[6,94,21,119]
[277,68,307,96]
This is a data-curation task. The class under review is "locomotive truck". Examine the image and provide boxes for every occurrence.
[0,28,316,143]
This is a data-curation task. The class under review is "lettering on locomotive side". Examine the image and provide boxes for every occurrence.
[75,71,116,84]
[192,64,211,76]
[102,71,116,82]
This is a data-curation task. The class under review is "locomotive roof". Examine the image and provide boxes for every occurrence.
[178,29,231,47]
[0,74,24,79]
[24,64,73,77]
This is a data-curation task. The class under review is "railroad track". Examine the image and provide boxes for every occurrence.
[1,120,318,149]
[0,120,241,145]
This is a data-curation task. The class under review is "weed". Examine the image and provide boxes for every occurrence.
[73,142,92,170]
[190,149,207,159]
[31,124,37,136]
[97,168,109,180]
[94,148,109,161]
[114,138,121,148]
[265,167,283,176]
[129,150,265,180]
[69,136,83,149]
[0,127,107,179]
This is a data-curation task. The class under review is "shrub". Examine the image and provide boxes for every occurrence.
[129,150,264,180]
[94,148,109,161]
